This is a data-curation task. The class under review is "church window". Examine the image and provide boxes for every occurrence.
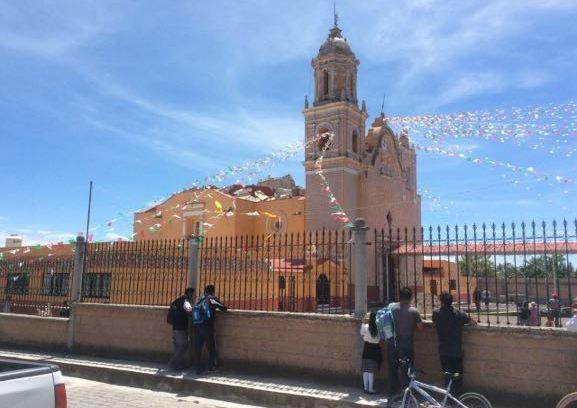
[352,130,359,154]
[323,71,329,96]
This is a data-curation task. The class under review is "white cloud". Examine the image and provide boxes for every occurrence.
[0,1,119,57]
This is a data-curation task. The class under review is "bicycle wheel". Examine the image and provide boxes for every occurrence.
[387,391,419,408]
[459,392,493,408]
[557,392,577,408]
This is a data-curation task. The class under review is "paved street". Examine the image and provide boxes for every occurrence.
[66,376,265,408]
[65,376,518,408]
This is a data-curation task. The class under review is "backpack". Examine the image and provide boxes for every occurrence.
[192,296,212,325]
[376,303,396,341]
[166,299,179,325]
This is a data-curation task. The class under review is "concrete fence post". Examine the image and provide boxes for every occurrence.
[71,235,86,302]
[187,236,200,292]
[68,235,86,350]
[353,218,369,318]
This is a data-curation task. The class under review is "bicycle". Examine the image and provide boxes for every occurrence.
[556,392,577,408]
[387,359,492,408]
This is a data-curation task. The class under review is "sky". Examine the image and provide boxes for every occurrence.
[1,0,577,244]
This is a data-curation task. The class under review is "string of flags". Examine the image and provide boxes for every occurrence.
[3,101,577,257]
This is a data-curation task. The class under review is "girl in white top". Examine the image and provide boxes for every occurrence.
[360,312,382,394]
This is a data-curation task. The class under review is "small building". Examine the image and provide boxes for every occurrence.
[4,234,23,248]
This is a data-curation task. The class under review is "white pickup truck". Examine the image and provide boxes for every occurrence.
[0,359,66,408]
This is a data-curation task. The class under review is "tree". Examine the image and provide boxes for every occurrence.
[520,254,575,279]
[458,255,497,277]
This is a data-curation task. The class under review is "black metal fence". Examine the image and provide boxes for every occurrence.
[376,219,577,327]
[198,231,353,314]
[0,255,74,316]
[82,239,188,305]
[2,218,576,326]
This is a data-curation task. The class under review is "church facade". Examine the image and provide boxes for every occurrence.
[133,20,421,240]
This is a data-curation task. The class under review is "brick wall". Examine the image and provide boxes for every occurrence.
[1,305,576,401]
[0,312,68,350]
[72,303,172,358]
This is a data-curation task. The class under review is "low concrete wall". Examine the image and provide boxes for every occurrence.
[0,312,68,350]
[72,303,172,359]
[2,304,576,402]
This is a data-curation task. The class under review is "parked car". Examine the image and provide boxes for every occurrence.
[0,358,66,408]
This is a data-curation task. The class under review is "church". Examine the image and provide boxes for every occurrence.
[133,19,421,240]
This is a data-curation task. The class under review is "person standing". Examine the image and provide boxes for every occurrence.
[387,286,423,395]
[432,292,477,397]
[518,301,530,326]
[528,301,540,326]
[2,295,12,313]
[360,312,382,394]
[194,284,228,374]
[548,293,561,328]
[473,287,481,313]
[166,287,195,370]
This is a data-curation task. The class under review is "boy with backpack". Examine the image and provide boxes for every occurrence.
[376,286,423,395]
[193,284,228,374]
[166,287,195,370]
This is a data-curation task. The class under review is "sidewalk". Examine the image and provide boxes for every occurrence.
[0,349,387,408]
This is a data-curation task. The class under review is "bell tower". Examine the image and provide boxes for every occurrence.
[303,17,368,231]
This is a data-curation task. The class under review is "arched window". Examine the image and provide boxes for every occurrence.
[323,71,329,96]
[352,130,359,154]
[316,274,330,305]
[317,127,332,153]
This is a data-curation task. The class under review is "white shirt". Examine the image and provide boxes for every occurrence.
[566,315,577,333]
[183,299,193,313]
[360,323,380,344]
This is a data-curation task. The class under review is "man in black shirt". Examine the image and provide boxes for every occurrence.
[432,291,476,397]
[167,287,195,370]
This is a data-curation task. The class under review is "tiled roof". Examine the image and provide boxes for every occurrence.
[394,241,577,256]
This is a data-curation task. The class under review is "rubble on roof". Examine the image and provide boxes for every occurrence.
[223,174,304,202]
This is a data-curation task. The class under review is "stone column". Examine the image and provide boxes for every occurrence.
[68,235,86,350]
[71,236,86,303]
[353,218,369,318]
[187,235,200,292]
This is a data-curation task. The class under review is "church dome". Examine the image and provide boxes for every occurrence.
[318,26,355,57]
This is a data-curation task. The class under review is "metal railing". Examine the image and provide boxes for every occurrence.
[378,220,577,327]
[82,239,188,305]
[0,255,74,316]
[198,230,353,313]
[2,218,576,325]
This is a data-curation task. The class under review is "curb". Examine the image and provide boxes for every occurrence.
[3,352,381,408]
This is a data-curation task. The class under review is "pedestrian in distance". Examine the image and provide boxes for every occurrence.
[360,312,382,395]
[166,287,195,371]
[386,286,423,396]
[528,301,540,327]
[565,297,577,333]
[59,300,71,318]
[193,284,228,374]
[432,291,477,397]
[2,295,12,313]
[518,301,530,326]
[472,287,481,313]
[548,292,562,328]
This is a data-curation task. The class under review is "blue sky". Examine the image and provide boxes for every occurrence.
[1,0,577,244]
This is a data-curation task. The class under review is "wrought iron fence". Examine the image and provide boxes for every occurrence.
[82,239,188,305]
[0,255,74,316]
[3,218,576,325]
[376,219,577,327]
[198,230,354,314]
